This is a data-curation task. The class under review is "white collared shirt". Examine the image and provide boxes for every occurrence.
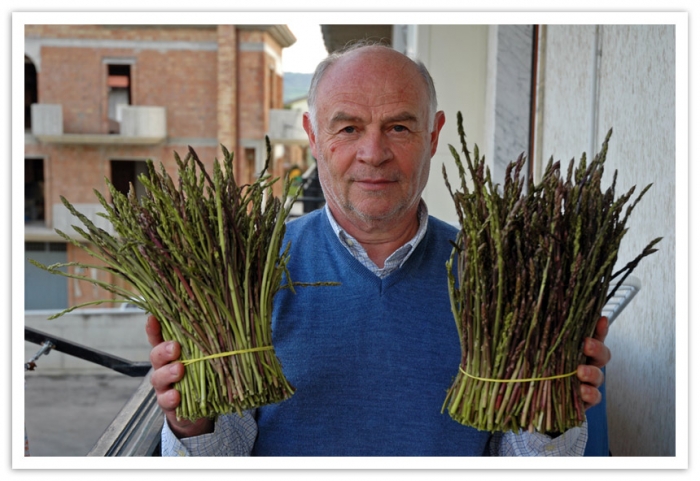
[323,200,429,278]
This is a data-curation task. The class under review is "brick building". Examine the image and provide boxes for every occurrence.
[24,24,303,310]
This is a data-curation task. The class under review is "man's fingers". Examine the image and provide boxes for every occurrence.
[577,364,605,409]
[577,365,604,388]
[151,370,216,438]
[580,383,603,409]
[144,316,215,438]
[582,316,611,368]
[582,336,612,368]
[150,342,182,375]
[150,360,184,414]
[594,316,610,343]
[156,388,182,412]
[577,316,611,410]
[145,315,164,347]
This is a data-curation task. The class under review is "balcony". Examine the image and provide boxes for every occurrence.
[30,104,167,145]
[24,201,117,242]
[51,201,115,239]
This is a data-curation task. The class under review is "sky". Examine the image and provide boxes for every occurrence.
[282,23,329,73]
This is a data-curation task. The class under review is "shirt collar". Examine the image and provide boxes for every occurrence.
[323,200,429,278]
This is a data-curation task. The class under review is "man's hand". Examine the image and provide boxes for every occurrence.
[146,315,214,438]
[577,316,612,409]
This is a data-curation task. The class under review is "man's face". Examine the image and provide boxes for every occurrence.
[303,47,445,231]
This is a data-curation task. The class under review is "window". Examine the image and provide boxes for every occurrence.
[25,242,68,310]
[25,242,67,252]
[25,158,45,223]
[107,64,131,133]
[110,160,147,200]
[25,56,38,130]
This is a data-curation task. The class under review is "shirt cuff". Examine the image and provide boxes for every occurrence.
[494,418,589,456]
[160,411,258,457]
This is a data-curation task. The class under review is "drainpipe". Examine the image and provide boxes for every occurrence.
[589,25,603,159]
[527,25,540,186]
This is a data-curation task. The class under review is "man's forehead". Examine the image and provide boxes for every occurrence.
[317,64,427,117]
[318,48,425,97]
[328,90,417,109]
[317,92,429,130]
[326,97,422,122]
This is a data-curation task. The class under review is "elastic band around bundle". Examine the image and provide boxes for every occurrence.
[181,345,274,366]
[459,367,579,383]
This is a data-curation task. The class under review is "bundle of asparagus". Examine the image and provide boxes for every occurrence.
[31,141,301,421]
[441,113,661,434]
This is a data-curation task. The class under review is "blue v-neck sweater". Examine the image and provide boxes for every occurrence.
[252,209,491,456]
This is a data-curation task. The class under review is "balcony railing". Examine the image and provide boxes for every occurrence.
[30,104,167,145]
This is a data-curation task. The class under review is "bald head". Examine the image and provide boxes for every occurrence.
[299,40,446,237]
[307,42,438,134]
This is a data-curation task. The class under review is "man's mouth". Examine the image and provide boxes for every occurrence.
[354,178,397,191]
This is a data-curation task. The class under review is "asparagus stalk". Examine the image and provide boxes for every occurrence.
[30,140,309,420]
[442,112,661,433]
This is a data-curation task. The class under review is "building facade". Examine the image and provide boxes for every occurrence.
[24,24,298,310]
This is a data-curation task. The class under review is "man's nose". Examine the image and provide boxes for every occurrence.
[356,129,392,166]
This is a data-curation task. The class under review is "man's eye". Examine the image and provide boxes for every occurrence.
[342,126,356,134]
[392,125,408,132]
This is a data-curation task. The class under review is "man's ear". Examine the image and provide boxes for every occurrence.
[430,111,446,157]
[303,112,318,158]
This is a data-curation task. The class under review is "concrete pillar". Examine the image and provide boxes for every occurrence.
[217,25,238,177]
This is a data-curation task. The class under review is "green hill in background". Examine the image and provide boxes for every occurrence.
[284,72,313,104]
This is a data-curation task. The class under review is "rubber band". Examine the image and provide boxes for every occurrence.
[181,345,274,366]
[459,367,578,383]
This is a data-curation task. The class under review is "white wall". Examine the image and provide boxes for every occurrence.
[413,25,490,224]
[536,25,676,456]
[488,25,534,185]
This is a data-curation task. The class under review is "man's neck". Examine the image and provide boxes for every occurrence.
[327,203,421,268]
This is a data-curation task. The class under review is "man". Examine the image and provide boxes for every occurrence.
[147,42,611,456]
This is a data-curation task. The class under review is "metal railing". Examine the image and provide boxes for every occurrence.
[87,372,162,456]
[25,326,162,456]
[25,327,151,377]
